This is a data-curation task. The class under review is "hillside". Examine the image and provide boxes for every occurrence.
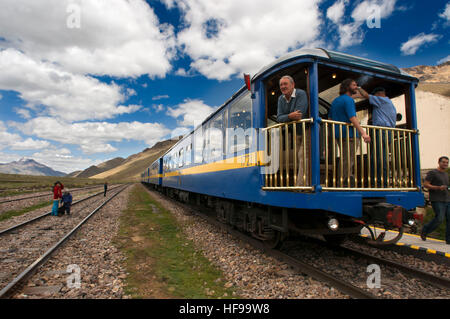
[90,138,180,181]
[402,61,450,83]
[401,61,450,98]
[74,157,125,178]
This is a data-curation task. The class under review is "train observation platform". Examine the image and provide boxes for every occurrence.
[360,227,450,259]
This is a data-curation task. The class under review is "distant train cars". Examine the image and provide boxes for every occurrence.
[142,48,424,247]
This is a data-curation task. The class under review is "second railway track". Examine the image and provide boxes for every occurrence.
[0,184,129,298]
[0,184,123,236]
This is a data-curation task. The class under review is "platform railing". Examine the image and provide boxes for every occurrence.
[321,119,418,191]
[262,118,313,191]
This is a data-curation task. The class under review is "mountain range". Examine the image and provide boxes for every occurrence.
[0,158,66,176]
[68,137,180,181]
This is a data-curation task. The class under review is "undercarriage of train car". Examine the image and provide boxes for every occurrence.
[156,184,420,248]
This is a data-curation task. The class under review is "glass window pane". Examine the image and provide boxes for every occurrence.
[228,93,252,153]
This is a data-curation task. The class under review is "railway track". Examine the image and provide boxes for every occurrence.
[0,185,123,236]
[0,184,109,205]
[337,244,450,291]
[0,184,129,298]
[144,186,450,299]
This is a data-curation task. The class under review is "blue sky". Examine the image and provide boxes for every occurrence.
[0,0,449,173]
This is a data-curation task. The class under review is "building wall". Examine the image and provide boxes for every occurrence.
[392,90,450,169]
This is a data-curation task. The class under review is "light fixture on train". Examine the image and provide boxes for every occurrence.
[407,219,415,226]
[327,218,339,231]
[271,91,275,96]
[332,73,337,79]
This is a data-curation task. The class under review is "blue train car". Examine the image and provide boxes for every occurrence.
[143,48,424,246]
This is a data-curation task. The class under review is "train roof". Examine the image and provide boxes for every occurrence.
[252,48,417,81]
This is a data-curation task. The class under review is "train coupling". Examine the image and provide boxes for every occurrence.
[363,202,417,229]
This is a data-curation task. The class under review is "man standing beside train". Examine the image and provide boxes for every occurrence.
[421,156,449,244]
[277,75,309,186]
[329,79,371,186]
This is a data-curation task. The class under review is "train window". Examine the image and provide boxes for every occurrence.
[185,143,192,166]
[209,112,223,160]
[202,122,211,162]
[227,92,252,153]
[174,151,179,169]
[179,148,184,167]
[194,127,203,164]
[222,109,228,155]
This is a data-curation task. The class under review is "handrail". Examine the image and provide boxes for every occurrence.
[262,118,418,192]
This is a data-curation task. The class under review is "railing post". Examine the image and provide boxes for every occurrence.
[309,62,321,191]
[409,83,421,189]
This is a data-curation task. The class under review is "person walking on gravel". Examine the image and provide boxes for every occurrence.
[421,156,449,244]
[52,181,64,216]
[104,182,108,197]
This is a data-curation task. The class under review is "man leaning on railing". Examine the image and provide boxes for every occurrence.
[277,75,310,186]
[329,79,371,187]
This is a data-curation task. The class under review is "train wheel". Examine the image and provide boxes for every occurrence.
[264,230,284,249]
[323,234,347,246]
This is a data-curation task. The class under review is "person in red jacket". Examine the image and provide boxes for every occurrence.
[51,181,64,216]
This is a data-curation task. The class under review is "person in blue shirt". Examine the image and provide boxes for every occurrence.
[329,79,370,186]
[356,86,396,187]
[356,86,396,128]
[277,75,309,186]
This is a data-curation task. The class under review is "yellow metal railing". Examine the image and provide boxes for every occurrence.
[321,119,418,191]
[262,119,313,191]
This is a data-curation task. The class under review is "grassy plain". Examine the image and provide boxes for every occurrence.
[0,173,126,197]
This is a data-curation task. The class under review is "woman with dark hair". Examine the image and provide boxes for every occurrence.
[51,181,64,216]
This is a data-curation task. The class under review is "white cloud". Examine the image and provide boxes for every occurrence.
[152,95,169,101]
[327,0,397,49]
[0,120,50,151]
[0,0,175,78]
[336,23,365,48]
[351,0,396,23]
[170,127,191,139]
[400,33,440,55]
[30,147,103,173]
[11,117,171,155]
[10,138,50,151]
[437,55,450,65]
[153,104,165,113]
[0,152,21,164]
[0,49,140,122]
[166,0,322,80]
[439,2,450,22]
[327,0,348,24]
[167,99,217,127]
[14,108,32,120]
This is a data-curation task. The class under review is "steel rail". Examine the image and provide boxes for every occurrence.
[0,184,108,205]
[0,184,129,299]
[0,185,123,236]
[338,245,450,291]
